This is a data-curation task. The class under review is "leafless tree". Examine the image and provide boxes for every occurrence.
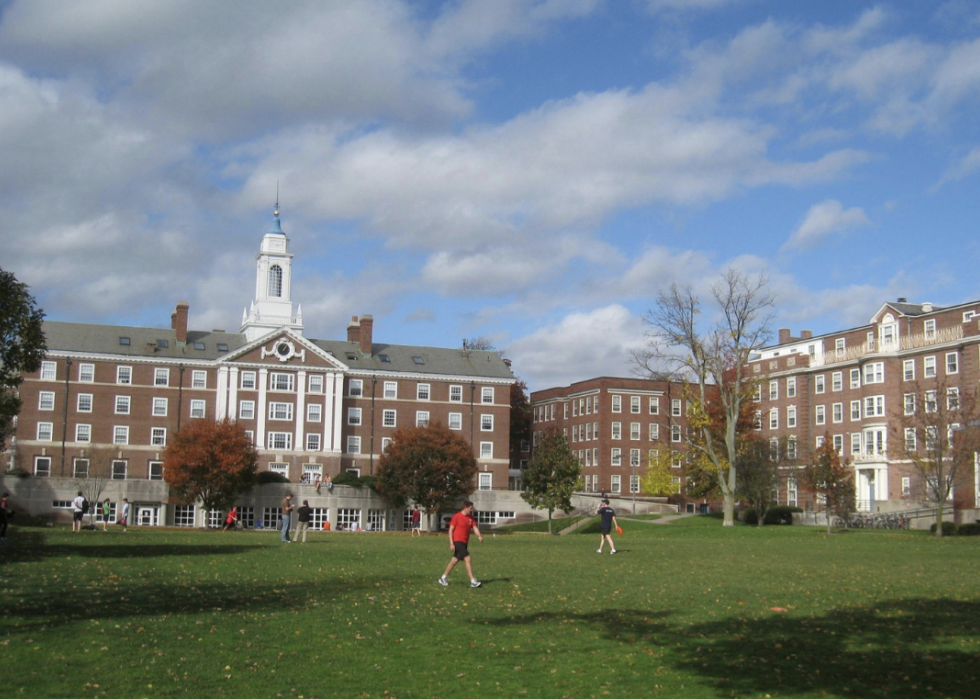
[73,445,117,526]
[633,269,775,526]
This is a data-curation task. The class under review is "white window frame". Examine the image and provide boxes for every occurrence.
[815,375,825,394]
[924,356,937,378]
[787,406,797,427]
[36,421,54,441]
[831,372,843,392]
[481,387,494,404]
[151,427,167,447]
[479,442,493,459]
[308,374,324,394]
[481,414,494,431]
[611,422,622,440]
[770,409,780,429]
[191,370,207,389]
[189,399,206,419]
[240,371,257,389]
[40,361,57,380]
[832,403,843,424]
[479,473,492,491]
[630,422,641,440]
[611,448,622,466]
[36,391,54,411]
[239,400,255,420]
[115,395,131,415]
[34,456,52,476]
[75,423,91,443]
[307,403,322,422]
[649,396,659,414]
[448,412,462,430]
[383,409,397,428]
[863,362,884,385]
[416,411,429,427]
[864,395,885,417]
[113,425,129,445]
[417,383,430,401]
[270,373,295,392]
[78,363,95,383]
[850,400,862,421]
[269,402,294,421]
[946,352,959,375]
[384,381,398,399]
[348,407,362,425]
[116,366,132,385]
[814,405,825,426]
[152,397,168,417]
[154,368,170,386]
[449,385,462,403]
[610,475,621,494]
[648,423,660,440]
[268,432,293,451]
[786,377,796,398]
[349,379,363,397]
[903,360,915,381]
[306,434,321,451]
[849,369,861,389]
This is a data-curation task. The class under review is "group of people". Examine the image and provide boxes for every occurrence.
[69,492,130,532]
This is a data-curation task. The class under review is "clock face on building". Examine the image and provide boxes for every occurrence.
[277,342,291,357]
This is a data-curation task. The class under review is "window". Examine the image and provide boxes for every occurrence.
[308,375,324,393]
[611,422,622,440]
[925,426,939,451]
[244,430,254,444]
[174,505,195,528]
[149,462,165,480]
[611,395,622,413]
[832,434,844,453]
[348,407,362,425]
[786,377,796,398]
[851,433,862,455]
[902,477,911,497]
[117,366,132,385]
[119,336,131,346]
[815,375,825,393]
[216,343,229,352]
[903,360,915,381]
[151,427,167,447]
[586,423,593,440]
[835,338,846,355]
[626,396,639,414]
[337,508,361,530]
[831,403,842,423]
[904,394,916,415]
[769,438,779,460]
[35,456,52,476]
[306,434,321,451]
[448,412,462,430]
[770,408,780,429]
[649,397,659,414]
[114,426,129,444]
[754,410,762,430]
[648,423,660,440]
[630,449,641,467]
[924,356,937,378]
[268,264,283,297]
[850,400,861,421]
[154,368,170,386]
[769,381,779,400]
[610,475,621,493]
[193,341,205,350]
[671,425,681,442]
[78,363,95,382]
[190,400,205,419]
[73,458,89,478]
[863,362,884,384]
[924,390,938,413]
[241,371,257,389]
[924,318,936,339]
[864,395,885,417]
[481,415,494,431]
[349,379,363,397]
[611,448,622,466]
[417,383,430,401]
[480,442,493,459]
[787,438,797,460]
[239,400,255,420]
[788,406,798,427]
[151,397,168,417]
[270,373,294,391]
[383,409,397,428]
[268,463,288,477]
[156,339,169,349]
[307,404,322,423]
[268,432,293,450]
[40,361,56,380]
[864,428,886,456]
[269,402,293,421]
[947,352,959,375]
[832,372,843,392]
[479,473,492,491]
[75,424,91,443]
[416,411,429,427]
[381,437,393,453]
[671,399,682,417]
[948,387,960,410]
[905,428,917,451]
[77,393,93,413]
[382,381,398,399]
[787,477,798,506]
[36,421,54,441]
[482,387,494,404]
[114,395,130,414]
[814,406,825,425]
[449,385,462,402]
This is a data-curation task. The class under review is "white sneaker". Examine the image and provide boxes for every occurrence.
[438,576,448,586]
[596,549,603,553]
[470,580,482,588]
[610,549,617,555]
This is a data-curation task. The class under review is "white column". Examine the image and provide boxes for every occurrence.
[216,367,229,420]
[332,372,344,453]
[227,367,239,420]
[295,370,306,453]
[257,368,269,448]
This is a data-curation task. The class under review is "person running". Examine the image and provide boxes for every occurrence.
[438,501,484,588]
[410,507,422,537]
[222,506,238,531]
[120,498,130,531]
[296,500,313,543]
[101,499,111,531]
[72,491,85,533]
[596,498,618,554]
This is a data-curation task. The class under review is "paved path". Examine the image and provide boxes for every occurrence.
[619,512,698,525]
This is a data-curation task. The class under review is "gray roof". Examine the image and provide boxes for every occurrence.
[41,321,515,381]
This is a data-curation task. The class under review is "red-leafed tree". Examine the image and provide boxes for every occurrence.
[799,435,855,534]
[375,423,477,515]
[164,419,258,523]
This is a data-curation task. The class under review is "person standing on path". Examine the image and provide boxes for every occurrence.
[596,498,618,554]
[438,501,484,588]
[280,494,295,543]
[120,498,130,531]
[101,499,111,531]
[72,491,85,533]
[296,500,313,543]
[411,507,422,537]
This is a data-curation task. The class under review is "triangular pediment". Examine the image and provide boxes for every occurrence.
[219,328,348,371]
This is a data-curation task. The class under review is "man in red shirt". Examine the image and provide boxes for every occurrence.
[438,501,484,588]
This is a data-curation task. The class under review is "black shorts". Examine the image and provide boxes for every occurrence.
[73,511,84,522]
[453,541,470,561]
[601,526,611,535]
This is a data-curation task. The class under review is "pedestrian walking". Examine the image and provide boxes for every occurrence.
[120,498,130,531]
[72,491,85,533]
[438,501,484,588]
[596,498,618,554]
[280,494,295,543]
[411,507,422,537]
[296,500,312,543]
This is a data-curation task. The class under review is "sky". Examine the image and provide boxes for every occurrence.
[2,0,980,393]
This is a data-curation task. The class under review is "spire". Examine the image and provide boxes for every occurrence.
[269,194,284,235]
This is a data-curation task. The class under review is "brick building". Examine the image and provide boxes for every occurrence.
[5,206,516,527]
[751,298,980,520]
[530,377,696,507]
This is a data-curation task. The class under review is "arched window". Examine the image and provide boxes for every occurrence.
[268,265,283,298]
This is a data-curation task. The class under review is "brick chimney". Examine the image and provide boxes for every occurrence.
[801,330,812,339]
[347,316,360,343]
[359,314,374,355]
[778,328,791,344]
[174,301,189,345]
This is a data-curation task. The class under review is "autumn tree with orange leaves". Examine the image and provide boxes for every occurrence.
[164,419,258,522]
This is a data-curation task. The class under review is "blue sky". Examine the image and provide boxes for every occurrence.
[2,0,980,391]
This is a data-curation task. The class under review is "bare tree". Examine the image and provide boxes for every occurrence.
[634,269,775,526]
[891,379,980,537]
[73,445,117,526]
[463,337,497,351]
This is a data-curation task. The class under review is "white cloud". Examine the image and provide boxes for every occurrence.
[933,146,980,189]
[783,200,872,252]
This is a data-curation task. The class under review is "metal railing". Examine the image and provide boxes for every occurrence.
[818,326,963,365]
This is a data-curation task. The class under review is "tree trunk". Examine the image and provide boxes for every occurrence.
[935,499,944,538]
[722,494,735,526]
[548,509,553,535]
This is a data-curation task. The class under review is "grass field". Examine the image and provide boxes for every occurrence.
[2,517,979,699]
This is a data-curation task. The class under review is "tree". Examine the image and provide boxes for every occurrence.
[463,337,497,351]
[641,449,679,497]
[736,435,794,527]
[635,270,775,526]
[891,380,980,538]
[521,428,583,534]
[799,436,855,534]
[0,267,46,452]
[163,419,258,524]
[509,379,532,467]
[375,423,477,517]
[73,445,116,526]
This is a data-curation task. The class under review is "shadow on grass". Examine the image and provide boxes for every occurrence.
[484,598,980,698]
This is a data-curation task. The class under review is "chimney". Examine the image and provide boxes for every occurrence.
[778,328,791,344]
[359,314,374,356]
[347,316,360,343]
[174,301,189,345]
[801,330,812,339]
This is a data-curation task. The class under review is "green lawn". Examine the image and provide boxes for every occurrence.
[2,518,979,698]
